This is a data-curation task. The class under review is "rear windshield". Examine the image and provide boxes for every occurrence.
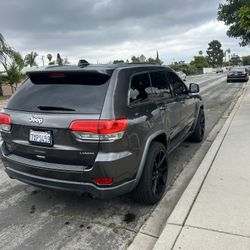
[6,72,111,114]
[231,68,245,73]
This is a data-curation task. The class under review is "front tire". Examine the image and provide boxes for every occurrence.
[132,142,168,205]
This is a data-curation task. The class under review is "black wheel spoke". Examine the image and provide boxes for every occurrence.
[152,179,157,194]
[151,150,168,195]
[158,155,166,168]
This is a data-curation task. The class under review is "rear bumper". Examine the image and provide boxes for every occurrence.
[4,165,136,199]
[1,142,138,199]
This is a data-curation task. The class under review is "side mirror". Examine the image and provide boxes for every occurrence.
[189,83,199,93]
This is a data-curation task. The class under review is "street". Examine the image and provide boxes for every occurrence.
[0,73,245,250]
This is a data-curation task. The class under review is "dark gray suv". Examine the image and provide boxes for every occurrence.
[0,64,205,204]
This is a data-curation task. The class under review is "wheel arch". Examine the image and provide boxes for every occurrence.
[131,130,168,189]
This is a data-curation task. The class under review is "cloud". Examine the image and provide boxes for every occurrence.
[0,0,248,65]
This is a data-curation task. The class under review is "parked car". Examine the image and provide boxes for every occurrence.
[176,71,187,81]
[227,67,249,82]
[216,68,223,73]
[0,64,205,204]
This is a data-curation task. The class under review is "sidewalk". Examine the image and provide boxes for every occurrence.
[154,83,250,250]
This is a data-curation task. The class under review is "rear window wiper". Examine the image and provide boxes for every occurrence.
[37,105,75,111]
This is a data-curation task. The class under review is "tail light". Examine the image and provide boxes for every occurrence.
[69,119,127,141]
[0,113,11,132]
[95,177,113,185]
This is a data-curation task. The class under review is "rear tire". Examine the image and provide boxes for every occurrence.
[132,142,168,205]
[189,108,205,142]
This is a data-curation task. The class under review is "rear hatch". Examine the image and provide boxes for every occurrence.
[2,70,112,167]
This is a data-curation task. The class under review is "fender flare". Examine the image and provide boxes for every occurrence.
[131,130,167,190]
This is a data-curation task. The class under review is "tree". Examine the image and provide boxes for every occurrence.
[242,55,250,65]
[0,33,16,71]
[47,54,55,65]
[0,33,24,95]
[56,53,63,65]
[190,56,209,68]
[218,0,250,46]
[206,40,224,68]
[146,57,163,65]
[229,54,242,66]
[1,52,24,93]
[131,54,163,65]
[47,54,52,63]
[24,52,38,67]
[131,55,143,63]
[113,60,124,64]
[239,6,250,31]
[63,57,70,65]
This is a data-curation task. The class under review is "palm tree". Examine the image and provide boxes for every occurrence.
[0,33,19,95]
[47,54,55,65]
[47,53,52,63]
[1,52,24,93]
[0,33,16,71]
[24,51,38,67]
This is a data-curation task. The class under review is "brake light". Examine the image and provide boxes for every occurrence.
[95,178,113,185]
[0,113,11,132]
[69,119,127,141]
[48,73,65,78]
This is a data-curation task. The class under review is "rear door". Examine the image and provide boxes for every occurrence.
[3,71,112,167]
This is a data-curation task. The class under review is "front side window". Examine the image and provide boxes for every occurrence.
[150,71,172,98]
[129,73,152,105]
[167,72,187,96]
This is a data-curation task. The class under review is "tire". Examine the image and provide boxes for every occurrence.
[132,142,168,205]
[189,108,205,142]
[227,79,230,83]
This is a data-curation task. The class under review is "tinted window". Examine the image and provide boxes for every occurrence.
[231,68,246,73]
[150,71,172,98]
[6,72,111,114]
[129,73,152,105]
[167,72,187,96]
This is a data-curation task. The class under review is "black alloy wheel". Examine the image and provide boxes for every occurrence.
[132,142,168,205]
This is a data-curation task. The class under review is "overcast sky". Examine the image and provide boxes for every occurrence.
[0,0,249,66]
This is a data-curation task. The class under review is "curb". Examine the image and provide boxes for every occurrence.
[153,83,247,250]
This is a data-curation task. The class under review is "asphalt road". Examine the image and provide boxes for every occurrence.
[0,73,245,250]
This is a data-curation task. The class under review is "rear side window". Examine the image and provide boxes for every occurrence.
[150,71,172,98]
[167,72,187,96]
[6,72,111,114]
[129,73,152,105]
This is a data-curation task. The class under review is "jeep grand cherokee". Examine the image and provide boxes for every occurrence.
[0,64,205,204]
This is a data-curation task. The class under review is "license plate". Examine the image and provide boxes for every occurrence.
[29,130,52,145]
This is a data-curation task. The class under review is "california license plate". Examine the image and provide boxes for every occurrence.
[29,129,52,145]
